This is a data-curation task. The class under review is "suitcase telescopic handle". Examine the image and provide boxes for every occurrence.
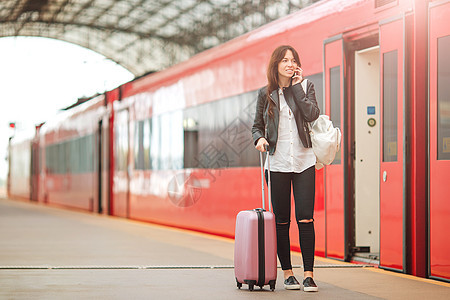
[259,145,272,212]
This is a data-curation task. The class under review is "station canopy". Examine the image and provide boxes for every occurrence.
[0,0,320,77]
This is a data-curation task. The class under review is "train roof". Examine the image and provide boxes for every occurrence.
[39,94,105,137]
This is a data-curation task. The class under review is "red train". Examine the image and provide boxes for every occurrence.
[7,0,450,282]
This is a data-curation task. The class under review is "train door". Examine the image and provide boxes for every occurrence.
[429,0,450,281]
[379,16,406,272]
[113,108,130,218]
[324,35,347,260]
[31,140,40,201]
[354,46,380,260]
[97,120,103,214]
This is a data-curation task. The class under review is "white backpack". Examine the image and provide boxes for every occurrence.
[301,79,342,170]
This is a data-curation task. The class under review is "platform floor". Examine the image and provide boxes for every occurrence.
[1,197,449,299]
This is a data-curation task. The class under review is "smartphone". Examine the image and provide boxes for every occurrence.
[292,68,302,78]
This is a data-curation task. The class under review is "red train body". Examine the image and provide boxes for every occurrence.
[7,0,450,282]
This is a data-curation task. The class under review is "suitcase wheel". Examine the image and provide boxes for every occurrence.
[244,280,256,291]
[235,278,242,289]
[269,280,276,291]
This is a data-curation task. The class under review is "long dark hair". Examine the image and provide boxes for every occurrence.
[266,45,301,118]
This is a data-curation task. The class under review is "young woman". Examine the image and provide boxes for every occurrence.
[252,45,320,292]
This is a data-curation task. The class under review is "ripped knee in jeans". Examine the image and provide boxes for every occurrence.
[298,219,314,223]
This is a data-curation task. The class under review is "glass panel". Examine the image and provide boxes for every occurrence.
[134,121,144,170]
[330,66,341,165]
[45,145,51,174]
[80,136,87,172]
[73,138,80,173]
[160,114,170,170]
[182,90,260,170]
[150,115,161,170]
[437,35,450,160]
[114,111,129,172]
[184,130,198,168]
[58,143,65,174]
[142,119,150,170]
[306,73,324,114]
[62,141,67,174]
[76,137,82,173]
[48,144,54,174]
[171,110,184,170]
[383,50,398,162]
[87,135,94,173]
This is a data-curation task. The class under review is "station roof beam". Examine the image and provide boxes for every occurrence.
[0,0,320,77]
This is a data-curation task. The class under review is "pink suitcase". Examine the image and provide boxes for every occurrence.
[234,150,277,291]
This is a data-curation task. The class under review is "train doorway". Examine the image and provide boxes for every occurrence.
[354,46,380,261]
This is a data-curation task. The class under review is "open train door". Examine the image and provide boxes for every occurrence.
[379,16,406,272]
[429,0,450,282]
[324,35,347,260]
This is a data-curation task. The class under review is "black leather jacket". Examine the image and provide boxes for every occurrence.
[252,81,320,155]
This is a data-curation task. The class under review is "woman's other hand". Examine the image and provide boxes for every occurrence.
[256,138,269,152]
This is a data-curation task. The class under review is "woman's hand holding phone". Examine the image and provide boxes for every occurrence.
[292,67,303,85]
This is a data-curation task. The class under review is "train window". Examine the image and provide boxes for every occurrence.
[114,112,129,172]
[150,115,161,170]
[330,66,341,165]
[63,141,69,173]
[149,111,183,170]
[167,110,184,170]
[81,136,88,172]
[45,145,51,174]
[160,114,171,170]
[58,143,66,174]
[305,73,324,114]
[68,140,73,173]
[182,90,259,171]
[70,138,79,173]
[134,121,144,170]
[54,143,60,173]
[184,129,199,169]
[437,35,450,160]
[145,89,261,173]
[54,144,60,173]
[143,119,151,169]
[382,50,398,162]
[87,135,94,172]
[66,135,95,174]
[134,120,153,170]
[50,144,56,174]
[75,137,82,173]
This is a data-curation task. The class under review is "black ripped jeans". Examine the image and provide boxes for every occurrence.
[266,166,316,272]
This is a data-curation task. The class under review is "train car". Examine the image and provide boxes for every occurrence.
[7,128,38,201]
[36,95,109,213]
[7,0,450,282]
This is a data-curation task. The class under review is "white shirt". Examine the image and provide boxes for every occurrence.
[265,88,316,173]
